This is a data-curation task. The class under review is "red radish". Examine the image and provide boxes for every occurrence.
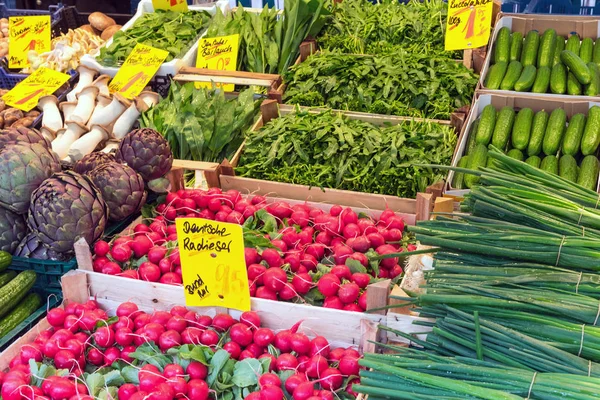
[384,228,403,242]
[342,223,360,239]
[93,326,114,347]
[46,308,66,327]
[187,362,208,380]
[245,343,264,358]
[274,330,292,352]
[243,206,257,219]
[314,231,331,246]
[284,373,307,393]
[200,330,219,346]
[163,364,184,379]
[271,239,287,252]
[54,350,76,370]
[338,282,360,304]
[317,274,340,297]
[139,262,161,282]
[247,264,266,285]
[305,243,326,260]
[230,323,253,346]
[260,385,284,400]
[339,356,360,376]
[333,245,353,265]
[158,258,173,275]
[290,210,309,227]
[306,354,328,378]
[181,327,202,344]
[160,272,183,285]
[352,272,371,288]
[331,265,352,280]
[212,314,235,331]
[347,236,370,253]
[300,253,318,271]
[92,256,108,272]
[104,347,121,365]
[279,282,297,300]
[276,353,298,370]
[343,303,363,312]
[239,350,255,360]
[309,336,330,358]
[148,246,168,264]
[111,244,132,263]
[357,218,377,234]
[158,330,182,350]
[358,292,367,310]
[259,373,281,388]
[118,384,138,400]
[329,204,342,216]
[245,248,261,266]
[166,316,187,332]
[117,302,139,317]
[240,311,261,329]
[129,235,153,258]
[20,343,42,363]
[119,269,139,280]
[255,286,278,301]
[261,248,283,268]
[341,208,358,225]
[226,211,244,224]
[367,232,385,248]
[93,240,110,257]
[266,202,292,219]
[376,244,399,268]
[323,296,344,310]
[292,273,313,294]
[223,341,242,359]
[293,382,315,400]
[101,262,121,275]
[63,339,83,356]
[321,367,343,390]
[253,327,275,347]
[290,333,310,355]
[251,195,266,205]
[115,328,133,346]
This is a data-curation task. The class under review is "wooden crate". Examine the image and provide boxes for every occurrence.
[167,159,221,190]
[0,270,381,370]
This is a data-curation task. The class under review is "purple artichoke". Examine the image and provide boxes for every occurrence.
[14,232,68,260]
[0,142,61,214]
[89,162,147,222]
[0,127,51,151]
[0,207,26,253]
[27,171,108,253]
[115,128,173,182]
[73,152,116,176]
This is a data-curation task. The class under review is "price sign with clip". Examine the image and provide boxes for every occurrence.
[196,34,240,91]
[3,67,70,112]
[176,218,251,311]
[152,0,188,11]
[445,0,493,51]
[8,16,51,68]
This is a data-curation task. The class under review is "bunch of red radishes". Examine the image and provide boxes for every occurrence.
[91,188,413,311]
[1,301,361,400]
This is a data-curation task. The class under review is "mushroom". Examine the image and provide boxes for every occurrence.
[138,91,160,109]
[38,95,62,132]
[112,98,145,139]
[40,126,57,141]
[67,124,110,161]
[70,86,99,124]
[59,102,77,126]
[92,74,110,97]
[101,141,119,154]
[86,94,111,128]
[54,128,65,141]
[67,65,97,102]
[87,94,128,127]
[52,121,88,159]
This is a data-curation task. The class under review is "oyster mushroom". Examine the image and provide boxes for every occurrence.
[92,74,110,97]
[67,124,110,162]
[113,98,145,140]
[71,85,99,124]
[40,126,57,142]
[67,65,97,102]
[38,95,62,132]
[86,94,111,128]
[51,121,87,159]
[138,91,160,108]
[59,102,77,127]
[88,94,128,127]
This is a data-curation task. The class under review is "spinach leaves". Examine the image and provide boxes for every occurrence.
[237,109,457,198]
[139,82,261,163]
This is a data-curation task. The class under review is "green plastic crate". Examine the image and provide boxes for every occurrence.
[10,257,76,290]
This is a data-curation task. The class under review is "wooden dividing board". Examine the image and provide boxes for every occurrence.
[169,159,221,190]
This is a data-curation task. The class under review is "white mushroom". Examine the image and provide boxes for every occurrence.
[51,121,87,159]
[70,86,99,124]
[59,102,77,126]
[101,141,119,154]
[112,98,145,139]
[54,128,65,141]
[87,94,128,128]
[67,65,97,102]
[86,94,111,128]
[138,91,160,108]
[92,74,111,97]
[37,95,62,132]
[40,126,57,142]
[67,124,110,161]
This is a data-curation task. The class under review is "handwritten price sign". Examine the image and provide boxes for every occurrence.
[196,34,240,91]
[176,218,250,311]
[108,43,169,99]
[445,0,493,51]
[152,0,188,11]
[3,67,69,112]
[8,16,51,68]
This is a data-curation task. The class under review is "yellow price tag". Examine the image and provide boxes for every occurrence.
[152,0,188,11]
[8,16,51,68]
[108,43,169,99]
[176,218,251,311]
[196,34,240,92]
[3,67,69,112]
[444,0,493,51]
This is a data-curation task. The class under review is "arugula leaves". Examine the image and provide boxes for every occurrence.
[237,109,457,198]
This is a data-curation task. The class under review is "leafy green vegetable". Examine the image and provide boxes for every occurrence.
[98,10,211,66]
[282,50,477,120]
[237,108,457,198]
[205,0,329,74]
[139,82,261,163]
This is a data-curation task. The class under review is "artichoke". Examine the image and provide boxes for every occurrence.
[0,127,51,151]
[0,142,61,214]
[27,171,108,253]
[116,128,173,182]
[14,232,68,260]
[73,152,116,176]
[0,207,26,253]
[89,162,147,221]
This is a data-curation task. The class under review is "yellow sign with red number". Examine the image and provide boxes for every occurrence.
[445,0,493,51]
[3,67,70,112]
[108,43,169,99]
[176,218,250,311]
[152,0,188,12]
[8,16,51,68]
[195,34,240,91]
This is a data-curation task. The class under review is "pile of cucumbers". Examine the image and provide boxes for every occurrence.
[485,27,600,96]
[454,104,600,190]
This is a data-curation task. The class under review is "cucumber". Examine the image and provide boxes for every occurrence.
[500,61,523,91]
[578,155,600,190]
[532,66,551,93]
[485,61,509,89]
[525,155,541,168]
[476,105,496,146]
[553,35,566,66]
[550,63,567,94]
[543,109,567,156]
[0,271,16,288]
[465,144,488,188]
[585,62,600,96]
[521,30,540,67]
[527,110,549,156]
[466,119,480,155]
[510,32,523,62]
[453,155,470,189]
[0,293,41,337]
[561,50,592,85]
[566,34,581,55]
[581,105,600,155]
[540,155,559,174]
[562,113,586,155]
[514,65,537,92]
[537,29,557,68]
[495,27,511,63]
[559,154,579,182]
[491,106,515,150]
[512,107,534,150]
[594,39,600,65]
[0,251,10,273]
[507,148,524,161]
[567,72,583,95]
[0,270,36,318]
[581,38,594,63]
